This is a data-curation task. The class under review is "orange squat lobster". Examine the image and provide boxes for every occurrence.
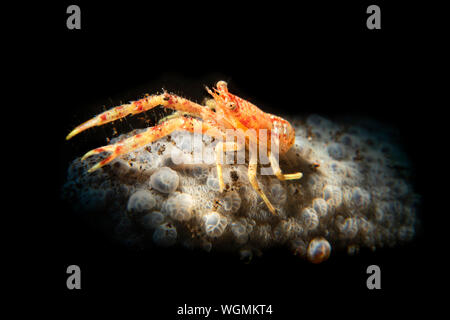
[66,81,303,214]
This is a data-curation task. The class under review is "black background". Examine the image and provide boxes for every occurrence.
[14,1,439,318]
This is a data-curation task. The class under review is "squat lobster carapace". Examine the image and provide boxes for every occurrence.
[66,81,303,214]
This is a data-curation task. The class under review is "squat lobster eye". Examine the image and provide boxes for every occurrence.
[216,81,228,91]
[227,102,237,110]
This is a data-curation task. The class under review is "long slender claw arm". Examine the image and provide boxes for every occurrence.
[66,93,218,140]
[66,103,135,140]
[269,151,303,181]
[82,116,225,173]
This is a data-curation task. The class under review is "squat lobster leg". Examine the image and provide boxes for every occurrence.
[248,150,277,215]
[215,141,245,192]
[66,93,220,140]
[268,151,303,181]
[82,116,225,172]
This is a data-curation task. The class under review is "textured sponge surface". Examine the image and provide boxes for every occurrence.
[62,114,420,262]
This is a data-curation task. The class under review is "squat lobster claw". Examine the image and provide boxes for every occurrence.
[67,81,302,215]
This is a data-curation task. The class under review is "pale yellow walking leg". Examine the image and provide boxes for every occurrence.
[215,141,244,192]
[268,151,303,181]
[248,150,277,215]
